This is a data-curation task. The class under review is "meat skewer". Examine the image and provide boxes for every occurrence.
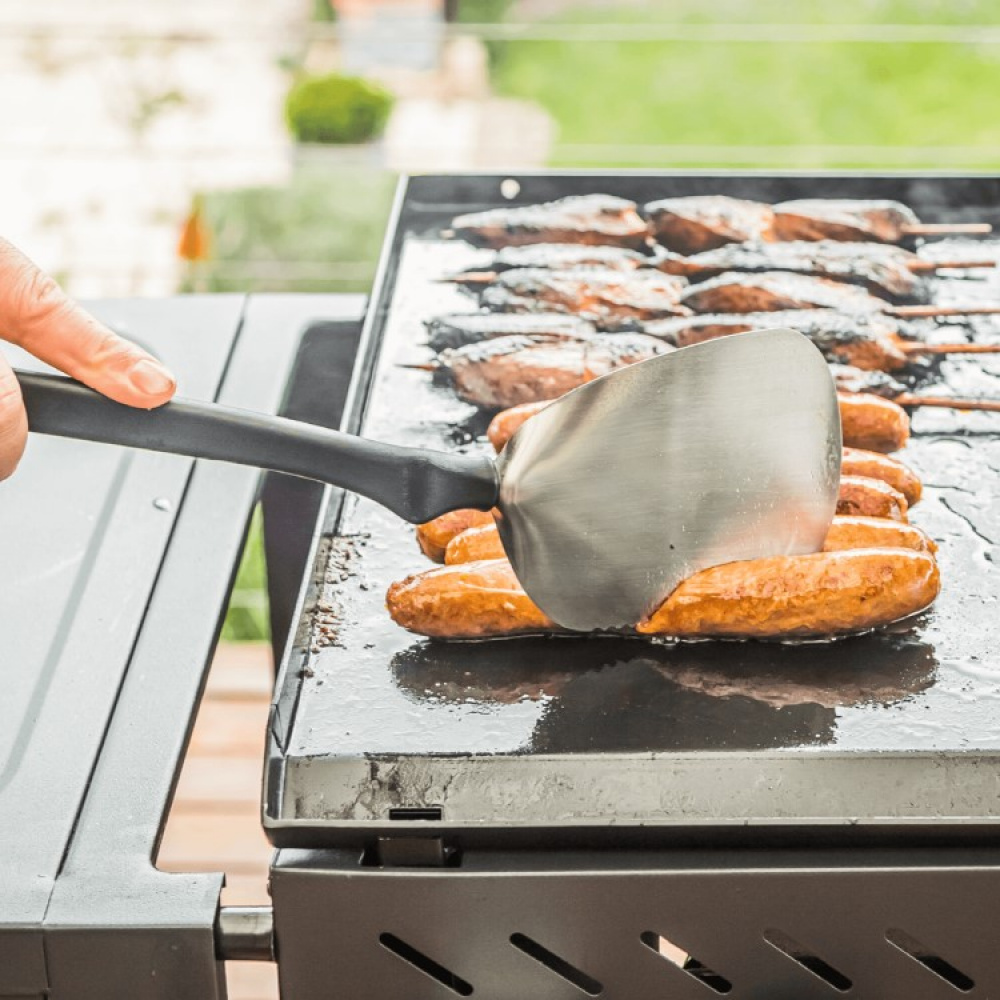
[424,312,595,352]
[386,548,940,640]
[416,337,998,443]
[479,268,691,328]
[678,270,1000,318]
[445,194,651,250]
[645,195,775,254]
[643,308,1000,372]
[429,333,671,409]
[451,240,994,301]
[644,194,991,253]
[443,243,660,287]
[657,240,994,303]
[772,199,992,243]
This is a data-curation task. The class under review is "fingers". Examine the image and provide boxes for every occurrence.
[0,238,176,408]
[0,353,28,481]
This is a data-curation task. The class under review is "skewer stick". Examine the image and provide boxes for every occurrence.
[907,259,997,273]
[900,223,993,236]
[900,342,1000,357]
[439,272,497,285]
[889,304,1000,318]
[895,394,1000,412]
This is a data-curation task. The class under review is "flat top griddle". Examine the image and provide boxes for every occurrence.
[266,174,1000,849]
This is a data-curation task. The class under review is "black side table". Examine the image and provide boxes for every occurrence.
[0,293,363,999]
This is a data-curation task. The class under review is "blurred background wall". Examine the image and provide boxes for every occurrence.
[4,0,999,636]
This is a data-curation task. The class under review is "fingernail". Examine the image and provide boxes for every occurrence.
[127,359,176,397]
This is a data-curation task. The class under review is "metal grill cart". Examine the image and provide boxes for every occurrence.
[266,175,1000,1000]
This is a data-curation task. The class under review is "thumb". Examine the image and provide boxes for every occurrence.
[0,239,176,408]
[0,353,28,481]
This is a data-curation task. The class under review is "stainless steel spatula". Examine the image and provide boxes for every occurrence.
[16,327,840,631]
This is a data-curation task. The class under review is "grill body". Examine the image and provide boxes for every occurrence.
[272,847,1000,1000]
[267,172,1000,997]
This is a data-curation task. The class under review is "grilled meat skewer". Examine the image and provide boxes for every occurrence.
[643,308,1000,372]
[424,312,595,352]
[444,244,659,287]
[452,240,994,300]
[645,195,774,254]
[420,335,999,428]
[678,270,1000,318]
[446,194,650,250]
[658,240,946,303]
[773,199,991,243]
[644,194,991,252]
[479,268,691,328]
[434,333,670,409]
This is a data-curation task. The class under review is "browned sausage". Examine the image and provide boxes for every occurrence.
[387,549,940,640]
[822,516,936,554]
[638,548,939,638]
[837,391,909,452]
[837,475,908,521]
[486,399,551,451]
[416,508,494,562]
[387,559,558,639]
[486,393,911,455]
[443,514,936,566]
[445,522,507,564]
[841,447,921,505]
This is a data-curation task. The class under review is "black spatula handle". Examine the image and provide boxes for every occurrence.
[16,369,498,524]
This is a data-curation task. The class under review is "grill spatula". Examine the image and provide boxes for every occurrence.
[16,327,841,632]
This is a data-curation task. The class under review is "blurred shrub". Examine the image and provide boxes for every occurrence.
[285,73,394,145]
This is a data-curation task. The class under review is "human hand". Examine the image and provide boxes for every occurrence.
[1,238,176,480]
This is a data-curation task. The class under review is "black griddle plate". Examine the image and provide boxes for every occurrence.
[266,174,1000,851]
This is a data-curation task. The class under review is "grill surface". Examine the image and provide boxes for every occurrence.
[266,174,1000,849]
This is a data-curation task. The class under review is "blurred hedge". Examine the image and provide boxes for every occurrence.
[285,73,394,145]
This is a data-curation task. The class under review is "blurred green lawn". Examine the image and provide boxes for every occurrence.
[490,0,1000,169]
[217,0,1000,640]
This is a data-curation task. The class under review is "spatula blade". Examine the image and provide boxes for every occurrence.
[494,328,842,632]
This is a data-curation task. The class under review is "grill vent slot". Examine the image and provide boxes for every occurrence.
[763,929,852,992]
[886,928,975,992]
[379,932,473,996]
[639,931,732,993]
[509,932,603,995]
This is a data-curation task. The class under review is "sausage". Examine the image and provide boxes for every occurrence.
[837,475,908,522]
[416,508,494,562]
[485,393,911,455]
[445,522,507,564]
[387,549,940,640]
[486,400,551,451]
[443,514,936,566]
[387,559,558,639]
[822,516,936,554]
[837,391,909,453]
[638,548,940,638]
[841,447,921,505]
[424,472,908,567]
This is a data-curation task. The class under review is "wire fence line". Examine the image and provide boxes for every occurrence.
[4,21,1000,44]
[7,142,1000,159]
